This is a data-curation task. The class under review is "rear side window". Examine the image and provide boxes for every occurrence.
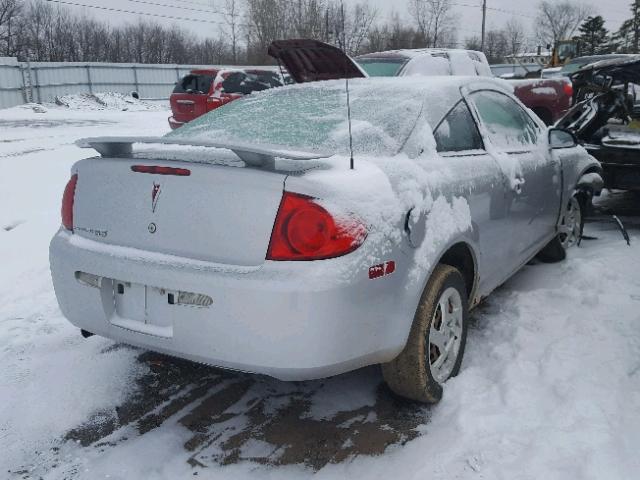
[173,74,214,94]
[471,90,539,149]
[434,101,483,153]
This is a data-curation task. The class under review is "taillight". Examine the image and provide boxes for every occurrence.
[563,81,573,97]
[266,192,366,261]
[61,174,78,231]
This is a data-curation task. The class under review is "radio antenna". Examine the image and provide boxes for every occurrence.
[341,1,355,170]
[346,76,354,170]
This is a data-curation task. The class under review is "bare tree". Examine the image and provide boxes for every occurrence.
[505,18,526,57]
[342,2,377,54]
[0,0,21,56]
[223,0,239,64]
[484,28,508,63]
[410,0,457,47]
[464,35,482,51]
[536,0,593,47]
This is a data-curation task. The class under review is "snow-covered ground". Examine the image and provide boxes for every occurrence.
[1,101,639,479]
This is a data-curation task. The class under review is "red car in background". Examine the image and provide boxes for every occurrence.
[168,68,284,129]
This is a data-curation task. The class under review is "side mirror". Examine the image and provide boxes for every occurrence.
[549,128,578,149]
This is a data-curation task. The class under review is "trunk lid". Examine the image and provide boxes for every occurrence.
[72,157,286,267]
[267,39,366,83]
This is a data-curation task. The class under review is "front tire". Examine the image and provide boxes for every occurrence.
[382,264,468,404]
[537,193,583,263]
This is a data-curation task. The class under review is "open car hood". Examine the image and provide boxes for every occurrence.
[267,39,366,83]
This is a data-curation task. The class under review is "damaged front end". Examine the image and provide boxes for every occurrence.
[556,56,640,191]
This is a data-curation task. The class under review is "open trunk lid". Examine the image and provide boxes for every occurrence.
[72,137,330,267]
[267,39,366,83]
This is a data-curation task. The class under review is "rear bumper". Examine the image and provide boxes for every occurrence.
[168,116,185,130]
[49,230,414,380]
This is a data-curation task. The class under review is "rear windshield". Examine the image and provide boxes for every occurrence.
[166,79,424,156]
[173,74,214,94]
[221,71,283,94]
[357,58,406,77]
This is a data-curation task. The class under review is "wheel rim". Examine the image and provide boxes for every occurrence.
[559,196,582,249]
[428,287,463,384]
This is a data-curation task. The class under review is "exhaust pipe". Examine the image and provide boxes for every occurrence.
[81,329,94,338]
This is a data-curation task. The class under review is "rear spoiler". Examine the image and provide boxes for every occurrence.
[76,136,331,168]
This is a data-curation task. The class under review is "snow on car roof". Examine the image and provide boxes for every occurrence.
[167,76,507,156]
[357,48,486,59]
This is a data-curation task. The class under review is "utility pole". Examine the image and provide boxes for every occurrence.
[481,0,487,52]
[340,1,346,52]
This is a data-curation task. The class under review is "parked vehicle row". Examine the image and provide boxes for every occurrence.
[169,43,573,130]
[51,40,604,404]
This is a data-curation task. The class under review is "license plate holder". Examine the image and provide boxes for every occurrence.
[112,281,175,337]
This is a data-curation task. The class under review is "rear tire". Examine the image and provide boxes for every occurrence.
[382,264,468,404]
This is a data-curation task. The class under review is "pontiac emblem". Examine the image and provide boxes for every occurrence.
[151,182,161,213]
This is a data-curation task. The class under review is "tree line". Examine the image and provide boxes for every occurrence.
[0,0,459,65]
[2,0,640,67]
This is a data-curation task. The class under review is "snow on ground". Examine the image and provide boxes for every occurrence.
[1,102,640,479]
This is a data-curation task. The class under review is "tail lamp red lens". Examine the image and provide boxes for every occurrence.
[61,174,78,231]
[267,192,366,261]
[563,81,573,98]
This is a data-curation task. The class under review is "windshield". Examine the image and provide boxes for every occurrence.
[166,79,423,156]
[356,58,406,77]
[491,65,529,78]
[561,56,629,76]
[560,61,592,75]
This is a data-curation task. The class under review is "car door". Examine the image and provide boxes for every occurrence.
[468,89,561,264]
[432,99,516,295]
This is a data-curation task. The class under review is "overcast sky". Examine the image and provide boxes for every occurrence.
[55,0,634,47]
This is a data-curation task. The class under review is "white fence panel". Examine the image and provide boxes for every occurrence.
[0,61,276,109]
[0,63,25,108]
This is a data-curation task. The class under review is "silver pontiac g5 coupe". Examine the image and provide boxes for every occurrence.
[50,44,602,403]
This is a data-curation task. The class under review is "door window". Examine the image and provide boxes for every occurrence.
[471,90,539,150]
[434,101,484,153]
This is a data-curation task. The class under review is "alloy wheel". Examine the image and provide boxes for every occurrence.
[428,287,464,384]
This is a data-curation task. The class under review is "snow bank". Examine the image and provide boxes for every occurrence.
[54,92,165,111]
